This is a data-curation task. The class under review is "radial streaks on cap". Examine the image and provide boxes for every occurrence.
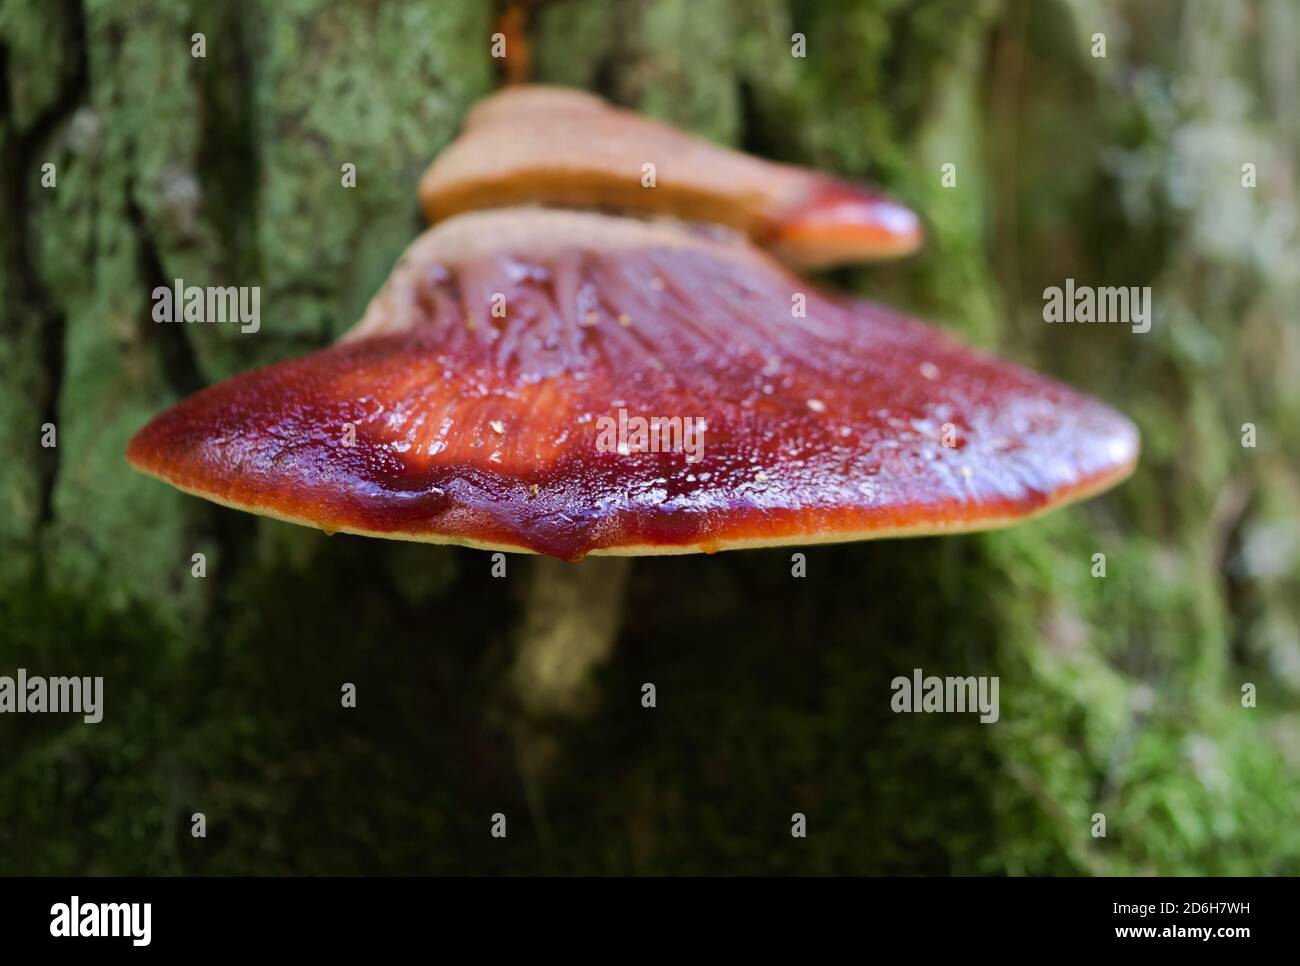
[127,210,1138,559]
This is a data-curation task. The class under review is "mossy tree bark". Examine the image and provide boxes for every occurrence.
[1,0,1297,874]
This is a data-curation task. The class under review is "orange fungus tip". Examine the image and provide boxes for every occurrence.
[769,179,924,268]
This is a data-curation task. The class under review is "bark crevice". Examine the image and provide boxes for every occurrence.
[0,0,88,527]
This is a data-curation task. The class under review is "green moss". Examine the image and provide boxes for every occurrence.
[252,0,492,354]
[0,320,44,589]
[0,0,1296,875]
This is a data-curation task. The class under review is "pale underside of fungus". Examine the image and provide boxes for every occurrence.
[127,86,1139,564]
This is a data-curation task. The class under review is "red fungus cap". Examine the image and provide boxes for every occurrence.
[418,86,923,270]
[127,209,1137,560]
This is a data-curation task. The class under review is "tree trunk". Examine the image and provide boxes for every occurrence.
[1,0,1296,874]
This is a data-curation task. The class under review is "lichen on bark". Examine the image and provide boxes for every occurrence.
[0,0,1296,875]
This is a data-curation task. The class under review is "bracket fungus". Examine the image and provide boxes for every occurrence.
[126,85,1137,710]
[418,86,924,270]
[129,86,1137,561]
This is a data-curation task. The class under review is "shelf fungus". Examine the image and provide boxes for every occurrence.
[418,86,923,270]
[127,87,1138,565]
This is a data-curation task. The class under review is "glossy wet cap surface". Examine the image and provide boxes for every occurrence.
[128,209,1138,560]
